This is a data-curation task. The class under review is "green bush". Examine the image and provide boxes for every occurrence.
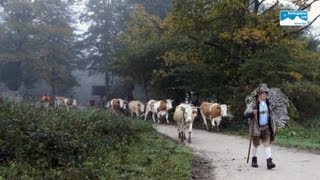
[0,102,192,179]
[282,82,320,120]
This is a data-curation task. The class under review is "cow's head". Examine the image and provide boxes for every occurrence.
[181,105,198,123]
[181,106,192,123]
[119,99,128,110]
[165,99,174,110]
[72,99,77,106]
[219,104,228,117]
[106,101,111,108]
[140,103,145,113]
[192,107,198,119]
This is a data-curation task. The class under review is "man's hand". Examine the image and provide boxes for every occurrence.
[253,110,258,117]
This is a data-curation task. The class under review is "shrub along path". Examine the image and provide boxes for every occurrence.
[156,124,320,180]
[0,102,193,179]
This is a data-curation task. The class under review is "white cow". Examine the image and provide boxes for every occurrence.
[105,100,111,109]
[174,103,198,143]
[128,100,145,117]
[144,99,173,124]
[55,96,77,111]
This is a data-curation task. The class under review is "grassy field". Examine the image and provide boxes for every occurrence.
[0,102,193,179]
[274,118,320,153]
[222,118,320,153]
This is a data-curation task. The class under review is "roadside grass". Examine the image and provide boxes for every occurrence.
[0,101,193,179]
[274,119,320,153]
[116,131,193,180]
[221,118,320,154]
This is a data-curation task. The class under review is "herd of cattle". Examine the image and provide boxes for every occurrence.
[37,95,77,111]
[107,98,231,143]
[0,90,231,144]
[0,92,78,112]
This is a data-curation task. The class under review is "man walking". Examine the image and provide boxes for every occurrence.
[244,86,276,169]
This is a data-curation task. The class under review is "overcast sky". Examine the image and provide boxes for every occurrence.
[265,0,320,38]
[308,1,320,38]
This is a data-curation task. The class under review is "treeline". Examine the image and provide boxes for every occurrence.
[111,0,320,120]
[0,0,78,94]
[1,0,320,119]
[0,0,171,95]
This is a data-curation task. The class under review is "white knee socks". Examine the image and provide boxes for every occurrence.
[252,146,272,159]
[252,146,258,157]
[265,147,272,159]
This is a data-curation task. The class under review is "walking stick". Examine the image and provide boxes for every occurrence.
[247,132,253,163]
[247,115,256,163]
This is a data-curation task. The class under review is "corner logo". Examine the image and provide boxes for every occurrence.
[280,10,308,26]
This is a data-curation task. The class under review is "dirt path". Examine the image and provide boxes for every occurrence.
[156,125,320,180]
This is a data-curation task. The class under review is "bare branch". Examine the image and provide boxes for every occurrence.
[141,13,163,34]
[247,0,256,7]
[0,54,21,63]
[187,34,232,56]
[298,0,319,10]
[283,14,320,37]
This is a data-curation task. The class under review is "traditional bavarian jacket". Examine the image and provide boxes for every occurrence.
[244,99,276,136]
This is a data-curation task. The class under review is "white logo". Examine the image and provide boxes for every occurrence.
[280,10,308,26]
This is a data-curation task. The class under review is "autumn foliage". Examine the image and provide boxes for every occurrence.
[114,0,320,119]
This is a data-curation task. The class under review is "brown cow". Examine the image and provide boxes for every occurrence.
[200,102,229,132]
[144,99,173,124]
[41,94,52,109]
[109,98,128,114]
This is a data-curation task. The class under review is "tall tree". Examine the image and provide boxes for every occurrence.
[80,0,172,100]
[159,0,320,97]
[0,0,38,90]
[80,0,129,99]
[32,0,78,94]
[116,0,320,118]
[112,5,164,99]
[0,0,78,93]
[130,0,171,18]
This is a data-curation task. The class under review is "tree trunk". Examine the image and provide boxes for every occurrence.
[52,85,56,95]
[254,0,259,13]
[144,85,149,101]
[142,74,149,101]
[126,83,134,101]
[105,72,110,100]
